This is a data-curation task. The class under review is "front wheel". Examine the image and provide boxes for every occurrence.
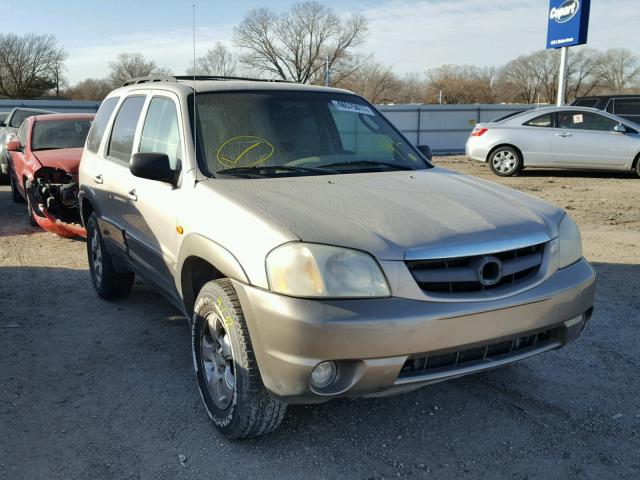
[635,157,640,178]
[10,170,24,203]
[489,147,522,177]
[192,279,286,439]
[86,213,134,299]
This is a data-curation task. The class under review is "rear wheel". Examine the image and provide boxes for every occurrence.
[192,279,286,439]
[86,213,134,299]
[635,156,640,178]
[489,147,522,177]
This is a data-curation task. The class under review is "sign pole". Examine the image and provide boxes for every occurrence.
[557,46,569,106]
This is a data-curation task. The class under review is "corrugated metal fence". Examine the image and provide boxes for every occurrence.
[378,104,535,155]
[1,99,532,155]
[0,99,101,115]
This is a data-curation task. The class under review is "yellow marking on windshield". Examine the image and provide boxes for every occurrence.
[216,136,275,168]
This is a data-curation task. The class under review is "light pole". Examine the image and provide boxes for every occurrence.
[557,46,569,106]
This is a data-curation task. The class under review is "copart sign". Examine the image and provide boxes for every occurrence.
[546,0,590,49]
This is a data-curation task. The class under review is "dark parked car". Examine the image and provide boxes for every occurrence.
[572,95,640,124]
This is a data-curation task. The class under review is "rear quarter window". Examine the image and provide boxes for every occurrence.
[524,113,553,128]
[86,97,120,153]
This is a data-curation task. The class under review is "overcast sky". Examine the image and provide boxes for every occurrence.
[4,0,640,84]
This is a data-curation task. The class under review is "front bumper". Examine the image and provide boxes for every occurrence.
[233,258,596,404]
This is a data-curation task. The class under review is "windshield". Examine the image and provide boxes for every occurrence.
[190,91,430,178]
[32,120,92,151]
[10,109,52,128]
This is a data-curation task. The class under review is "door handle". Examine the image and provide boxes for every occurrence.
[555,132,572,138]
[94,174,104,184]
[127,189,138,202]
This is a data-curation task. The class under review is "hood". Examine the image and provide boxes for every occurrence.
[214,168,564,260]
[32,148,83,174]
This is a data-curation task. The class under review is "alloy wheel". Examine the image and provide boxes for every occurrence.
[492,150,518,174]
[200,313,236,409]
[90,229,103,284]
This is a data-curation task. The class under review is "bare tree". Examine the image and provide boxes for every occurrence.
[335,60,399,104]
[108,52,172,86]
[0,33,67,98]
[233,2,367,83]
[597,48,640,92]
[392,73,426,104]
[189,42,237,76]
[64,78,114,100]
[425,65,495,104]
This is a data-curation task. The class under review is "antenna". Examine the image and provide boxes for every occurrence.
[192,4,197,160]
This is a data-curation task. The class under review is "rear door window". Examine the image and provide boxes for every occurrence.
[86,97,119,153]
[523,113,553,128]
[108,96,146,162]
[138,97,182,170]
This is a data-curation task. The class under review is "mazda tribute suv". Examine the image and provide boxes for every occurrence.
[78,76,596,439]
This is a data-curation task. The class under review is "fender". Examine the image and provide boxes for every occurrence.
[78,184,103,225]
[176,233,250,298]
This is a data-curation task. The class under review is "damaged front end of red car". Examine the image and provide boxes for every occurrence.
[26,167,86,238]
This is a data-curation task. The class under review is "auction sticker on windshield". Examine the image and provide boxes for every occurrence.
[331,100,375,116]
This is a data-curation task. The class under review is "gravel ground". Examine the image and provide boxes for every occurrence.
[1,158,639,479]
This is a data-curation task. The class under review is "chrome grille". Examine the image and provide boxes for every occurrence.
[406,243,545,294]
[398,330,553,379]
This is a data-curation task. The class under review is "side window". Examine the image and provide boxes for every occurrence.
[574,98,598,108]
[108,96,146,162]
[605,100,614,113]
[86,97,119,153]
[557,111,619,131]
[613,99,640,116]
[17,122,28,146]
[138,97,182,170]
[523,113,553,128]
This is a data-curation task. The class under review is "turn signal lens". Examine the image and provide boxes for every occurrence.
[470,127,488,137]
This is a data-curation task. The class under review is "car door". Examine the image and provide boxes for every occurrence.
[515,112,555,166]
[98,94,148,255]
[551,110,635,168]
[9,121,30,193]
[121,94,184,297]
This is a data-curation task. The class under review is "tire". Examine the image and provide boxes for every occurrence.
[24,180,38,226]
[635,157,640,178]
[10,170,24,203]
[192,279,286,439]
[489,146,522,177]
[86,213,134,299]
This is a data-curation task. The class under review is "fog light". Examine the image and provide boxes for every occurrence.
[310,361,337,389]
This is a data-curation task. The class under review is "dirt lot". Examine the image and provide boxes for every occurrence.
[1,158,639,479]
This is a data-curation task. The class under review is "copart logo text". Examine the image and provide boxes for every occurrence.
[549,0,579,23]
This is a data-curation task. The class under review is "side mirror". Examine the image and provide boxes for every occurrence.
[130,152,178,185]
[417,144,433,161]
[614,124,627,133]
[6,138,22,152]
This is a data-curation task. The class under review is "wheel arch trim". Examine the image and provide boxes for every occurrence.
[176,233,250,297]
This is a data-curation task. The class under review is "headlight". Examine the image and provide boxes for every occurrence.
[266,243,390,298]
[558,214,583,268]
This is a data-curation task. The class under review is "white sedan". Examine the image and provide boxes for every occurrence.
[466,106,640,177]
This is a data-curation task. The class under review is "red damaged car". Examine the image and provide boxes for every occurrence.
[8,113,94,238]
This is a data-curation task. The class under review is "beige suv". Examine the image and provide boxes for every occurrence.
[79,76,596,439]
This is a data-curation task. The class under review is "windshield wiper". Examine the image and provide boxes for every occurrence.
[217,165,338,177]
[316,160,414,171]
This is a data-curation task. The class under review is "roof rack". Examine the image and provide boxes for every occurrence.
[122,75,295,86]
